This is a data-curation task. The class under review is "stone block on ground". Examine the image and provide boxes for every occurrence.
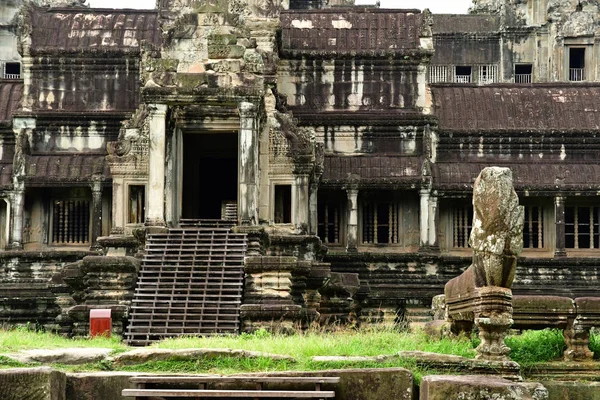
[241,368,414,400]
[542,381,600,400]
[4,348,113,365]
[111,348,295,366]
[0,367,66,400]
[420,375,547,400]
[66,372,145,400]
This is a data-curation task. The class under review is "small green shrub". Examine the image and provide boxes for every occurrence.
[505,329,565,365]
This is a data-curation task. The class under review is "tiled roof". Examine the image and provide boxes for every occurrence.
[323,155,422,186]
[30,6,161,54]
[281,8,424,55]
[25,155,110,185]
[432,14,500,34]
[0,81,22,123]
[432,85,600,132]
[432,163,600,191]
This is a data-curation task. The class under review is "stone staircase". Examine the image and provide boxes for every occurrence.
[125,220,247,346]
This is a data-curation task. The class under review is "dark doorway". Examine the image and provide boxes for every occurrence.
[182,132,238,220]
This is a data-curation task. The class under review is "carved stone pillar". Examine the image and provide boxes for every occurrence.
[110,177,124,235]
[428,193,439,250]
[146,104,167,228]
[239,102,259,226]
[90,178,103,250]
[309,182,318,236]
[295,174,310,232]
[555,196,567,257]
[346,188,358,252]
[10,184,24,250]
[419,188,430,248]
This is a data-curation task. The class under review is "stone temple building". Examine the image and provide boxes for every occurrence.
[2,0,600,341]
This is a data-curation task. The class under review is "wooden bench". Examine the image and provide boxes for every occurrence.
[122,376,339,399]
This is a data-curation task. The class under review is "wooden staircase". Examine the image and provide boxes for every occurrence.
[125,220,247,346]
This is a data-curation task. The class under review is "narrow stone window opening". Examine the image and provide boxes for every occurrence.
[514,64,533,83]
[274,185,292,224]
[454,66,472,83]
[128,185,145,224]
[569,48,585,81]
[452,205,473,248]
[52,200,90,244]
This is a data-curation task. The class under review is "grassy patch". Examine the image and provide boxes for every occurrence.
[505,329,565,365]
[153,328,477,360]
[0,355,30,369]
[0,326,128,353]
[2,326,599,376]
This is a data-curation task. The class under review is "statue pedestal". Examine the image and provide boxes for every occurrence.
[447,286,513,361]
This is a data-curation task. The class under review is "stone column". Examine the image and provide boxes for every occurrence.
[239,102,259,226]
[428,194,439,250]
[110,177,124,235]
[309,182,318,236]
[419,189,430,248]
[146,104,167,228]
[10,184,24,250]
[346,188,359,252]
[295,174,310,232]
[555,196,567,257]
[90,178,103,250]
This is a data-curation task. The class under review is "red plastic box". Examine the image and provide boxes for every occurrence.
[89,309,112,338]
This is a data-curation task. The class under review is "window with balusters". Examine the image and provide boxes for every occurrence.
[52,199,90,245]
[523,205,544,249]
[452,205,473,249]
[317,192,345,246]
[565,205,600,249]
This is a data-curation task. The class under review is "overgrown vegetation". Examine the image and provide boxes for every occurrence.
[1,325,598,377]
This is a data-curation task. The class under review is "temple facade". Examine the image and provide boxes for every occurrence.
[1,0,600,335]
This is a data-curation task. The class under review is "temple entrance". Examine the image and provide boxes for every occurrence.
[181,132,238,220]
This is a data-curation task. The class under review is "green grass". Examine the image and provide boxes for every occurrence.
[1,326,599,377]
[0,325,129,353]
[505,328,566,366]
[152,328,477,360]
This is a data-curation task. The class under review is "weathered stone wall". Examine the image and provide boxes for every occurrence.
[326,253,600,325]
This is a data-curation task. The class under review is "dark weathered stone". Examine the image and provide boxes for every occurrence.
[420,375,547,400]
[0,367,66,400]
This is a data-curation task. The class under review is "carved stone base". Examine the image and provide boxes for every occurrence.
[447,286,513,361]
[564,320,593,361]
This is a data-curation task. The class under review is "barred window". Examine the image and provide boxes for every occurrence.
[452,205,473,248]
[362,200,400,245]
[523,205,544,249]
[128,185,145,224]
[318,201,342,245]
[566,206,600,249]
[52,200,90,244]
